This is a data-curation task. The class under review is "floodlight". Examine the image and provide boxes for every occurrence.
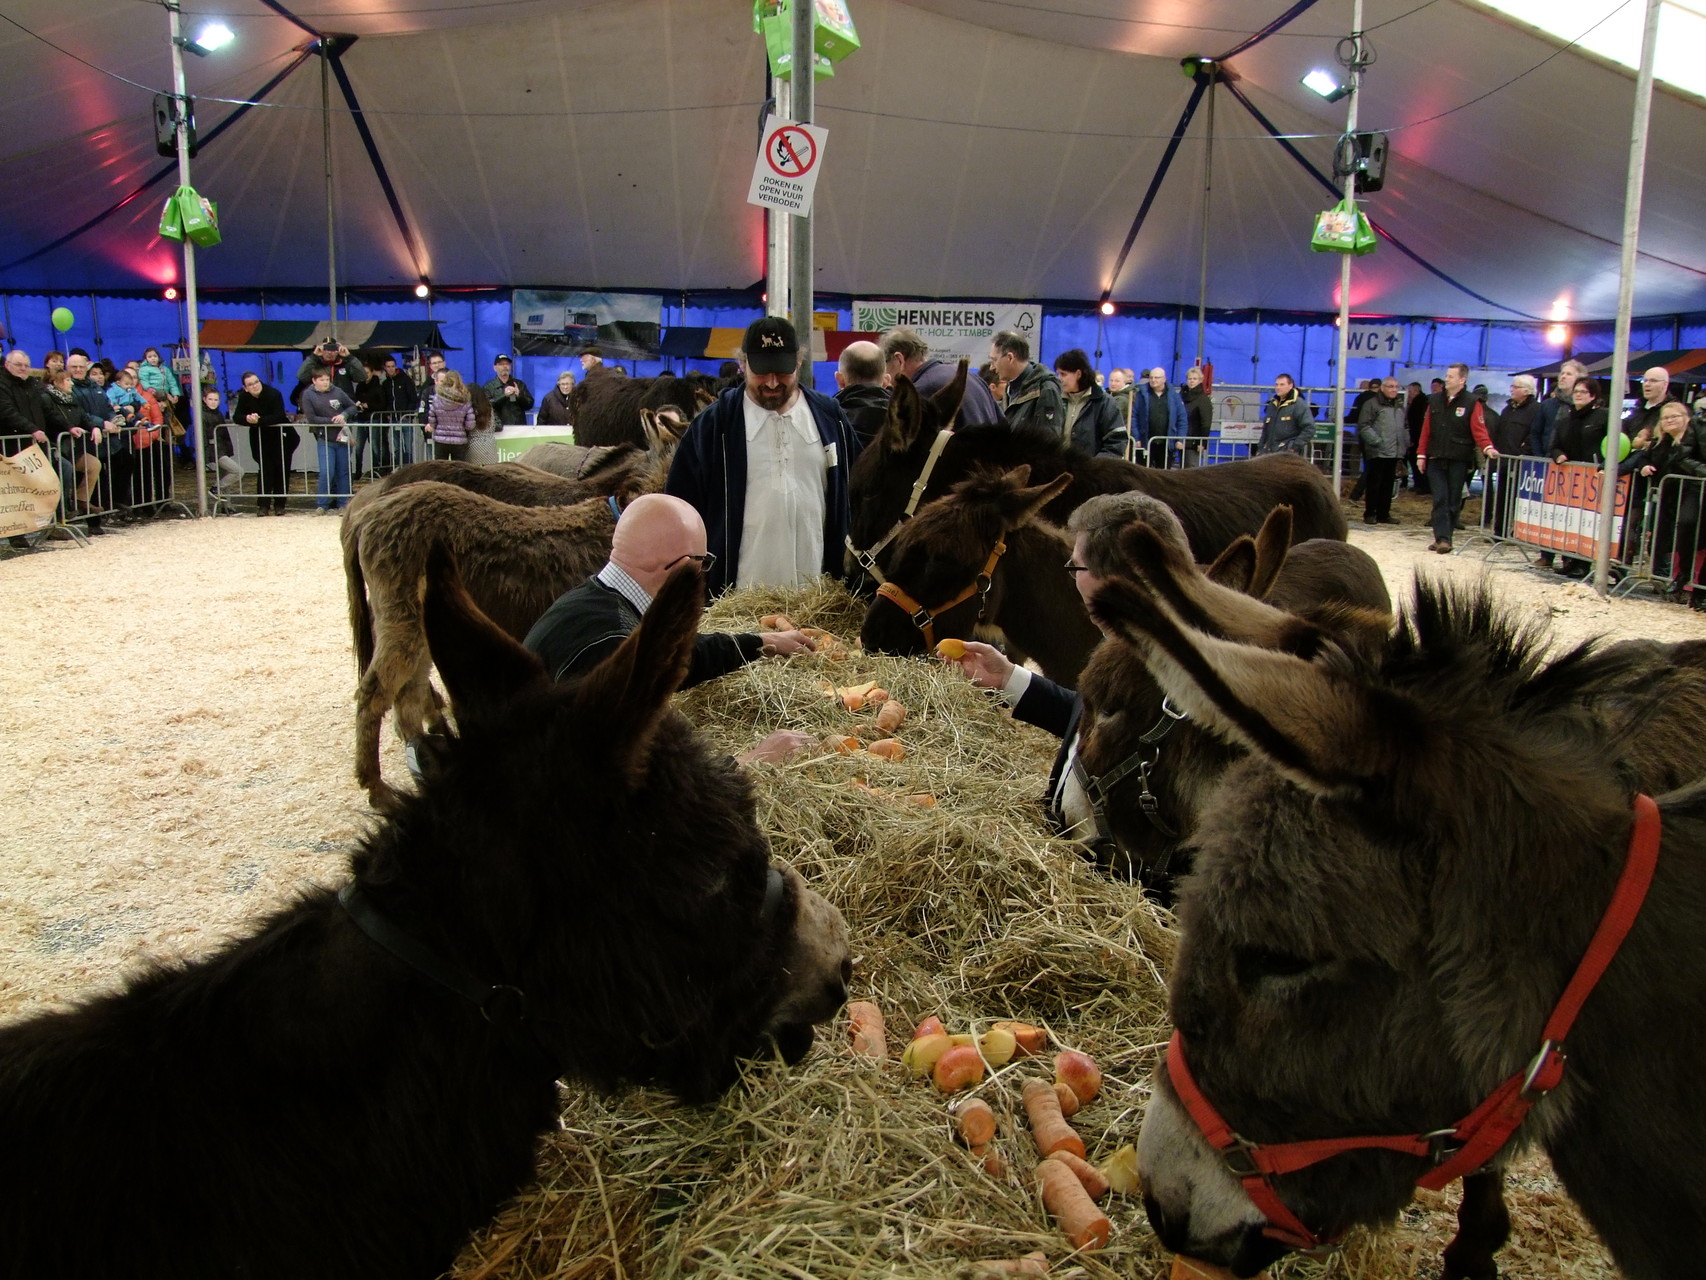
[1302,69,1350,103]
[175,22,235,56]
[164,286,179,301]
[1099,301,1116,317]
[414,280,431,299]
[1547,324,1568,345]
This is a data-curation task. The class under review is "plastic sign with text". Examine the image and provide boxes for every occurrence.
[1345,324,1404,360]
[747,115,828,217]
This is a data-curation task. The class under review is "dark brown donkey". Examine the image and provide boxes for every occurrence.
[1068,503,1391,903]
[1090,535,1706,1280]
[857,465,1101,685]
[0,552,850,1280]
[846,364,1346,595]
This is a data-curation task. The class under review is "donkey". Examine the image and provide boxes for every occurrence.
[0,551,851,1280]
[1068,503,1391,900]
[569,372,719,447]
[1088,536,1706,1280]
[846,366,1346,594]
[858,465,1102,684]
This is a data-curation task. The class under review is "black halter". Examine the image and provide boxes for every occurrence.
[1069,697,1188,881]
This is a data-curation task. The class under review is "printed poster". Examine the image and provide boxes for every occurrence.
[512,291,663,360]
[852,301,1041,363]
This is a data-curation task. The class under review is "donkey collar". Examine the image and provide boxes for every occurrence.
[874,538,1006,650]
[845,424,956,586]
[1166,792,1662,1253]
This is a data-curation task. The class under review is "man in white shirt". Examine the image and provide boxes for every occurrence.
[664,317,861,594]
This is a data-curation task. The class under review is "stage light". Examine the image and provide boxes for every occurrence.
[164,286,179,301]
[414,280,431,299]
[1100,301,1115,316]
[175,21,234,56]
[1302,69,1350,103]
[1547,324,1568,345]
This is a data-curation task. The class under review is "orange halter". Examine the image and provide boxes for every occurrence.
[874,539,1007,650]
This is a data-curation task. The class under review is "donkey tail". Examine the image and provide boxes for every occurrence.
[344,518,376,675]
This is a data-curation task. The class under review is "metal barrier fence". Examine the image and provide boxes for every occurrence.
[3,424,186,550]
[210,410,428,514]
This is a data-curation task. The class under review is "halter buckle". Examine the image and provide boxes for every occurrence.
[1221,1135,1263,1179]
[1423,1128,1464,1166]
[1520,1040,1566,1100]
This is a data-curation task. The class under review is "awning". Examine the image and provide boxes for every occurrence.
[658,328,877,362]
[1518,350,1706,383]
[197,320,456,353]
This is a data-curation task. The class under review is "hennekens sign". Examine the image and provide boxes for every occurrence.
[853,301,1040,362]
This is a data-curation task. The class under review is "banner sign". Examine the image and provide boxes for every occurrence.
[0,443,63,537]
[492,424,576,464]
[747,115,828,216]
[512,291,663,360]
[851,301,1041,363]
[1345,324,1404,360]
[1512,458,1628,556]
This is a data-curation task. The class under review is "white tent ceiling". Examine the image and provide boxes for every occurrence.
[2,0,1703,320]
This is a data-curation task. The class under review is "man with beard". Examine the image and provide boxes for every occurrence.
[666,317,860,595]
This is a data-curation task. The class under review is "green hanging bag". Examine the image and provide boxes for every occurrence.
[177,187,221,248]
[1309,200,1360,254]
[1352,208,1379,256]
[158,189,185,242]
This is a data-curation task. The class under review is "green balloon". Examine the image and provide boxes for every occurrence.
[50,307,74,332]
[1619,433,1633,461]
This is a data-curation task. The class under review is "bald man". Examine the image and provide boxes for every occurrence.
[523,493,817,686]
[833,340,890,447]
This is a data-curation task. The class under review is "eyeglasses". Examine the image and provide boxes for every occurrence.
[667,552,718,572]
[1063,560,1090,576]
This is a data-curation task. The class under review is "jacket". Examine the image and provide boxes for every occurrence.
[536,387,574,426]
[482,375,534,428]
[1001,362,1063,435]
[39,384,82,442]
[299,385,357,442]
[1551,404,1607,464]
[913,358,1002,427]
[1,369,49,438]
[1065,381,1133,458]
[1258,390,1314,454]
[1356,392,1406,460]
[1011,672,1081,826]
[664,383,860,595]
[1180,385,1212,439]
[1138,384,1188,446]
[372,371,419,419]
[425,389,475,446]
[71,377,114,431]
[233,384,298,456]
[834,382,891,448]
[1493,395,1542,456]
[1534,390,1571,459]
[1419,389,1494,464]
[105,383,145,425]
[292,353,367,408]
[523,576,763,687]
[137,361,182,401]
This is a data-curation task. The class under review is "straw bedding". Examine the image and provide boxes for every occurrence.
[3,502,1684,1279]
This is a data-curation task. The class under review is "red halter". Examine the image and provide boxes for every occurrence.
[1166,793,1662,1252]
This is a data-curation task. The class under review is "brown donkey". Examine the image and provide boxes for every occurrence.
[1089,536,1706,1280]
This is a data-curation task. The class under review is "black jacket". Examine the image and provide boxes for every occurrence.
[1012,673,1081,824]
[834,382,891,448]
[0,370,48,437]
[1492,395,1542,456]
[373,372,420,419]
[1553,404,1607,463]
[482,376,534,427]
[523,576,762,686]
[1180,385,1212,438]
[536,387,574,426]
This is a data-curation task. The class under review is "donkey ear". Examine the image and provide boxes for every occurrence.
[880,376,925,453]
[1205,534,1257,592]
[928,358,969,424]
[1090,576,1407,795]
[571,562,704,787]
[1247,505,1294,600]
[423,544,550,718]
[998,470,1072,529]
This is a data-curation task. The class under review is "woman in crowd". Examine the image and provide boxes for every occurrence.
[1551,377,1607,464]
[1641,400,1706,607]
[1180,365,1212,466]
[233,370,297,515]
[537,370,575,426]
[38,367,104,528]
[424,369,474,461]
[1052,348,1128,458]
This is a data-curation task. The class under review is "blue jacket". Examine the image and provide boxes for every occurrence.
[665,384,861,596]
[1136,385,1189,443]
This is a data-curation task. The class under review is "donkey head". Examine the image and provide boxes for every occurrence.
[1088,563,1644,1271]
[370,548,851,1104]
[858,465,1071,658]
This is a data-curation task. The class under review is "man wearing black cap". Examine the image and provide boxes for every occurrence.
[483,354,533,429]
[665,316,860,594]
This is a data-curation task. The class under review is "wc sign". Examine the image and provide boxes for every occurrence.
[1345,323,1404,359]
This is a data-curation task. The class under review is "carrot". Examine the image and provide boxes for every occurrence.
[760,612,796,631]
[993,1021,1047,1057]
[973,1253,1048,1275]
[874,699,908,734]
[842,690,867,712]
[865,686,891,705]
[866,737,905,762]
[953,1097,997,1151]
[828,680,877,702]
[847,1000,886,1059]
[824,734,861,754]
[1034,1158,1111,1251]
[1046,1150,1110,1200]
[906,793,938,808]
[936,637,968,660]
[1171,1257,1264,1280]
[1052,1082,1080,1118]
[983,1149,1009,1179]
[933,1044,986,1093]
[1021,1078,1085,1158]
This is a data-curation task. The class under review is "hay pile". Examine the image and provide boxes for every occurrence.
[449,580,1613,1280]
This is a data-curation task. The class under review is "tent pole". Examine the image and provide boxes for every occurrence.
[766,72,791,321]
[1195,70,1215,368]
[1594,0,1662,595]
[1330,0,1364,503]
[322,41,338,342]
[89,294,102,359]
[167,1,208,518]
[788,0,814,366]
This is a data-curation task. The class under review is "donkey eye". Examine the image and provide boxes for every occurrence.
[1234,945,1319,991]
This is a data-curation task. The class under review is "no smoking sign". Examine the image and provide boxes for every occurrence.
[747,114,828,216]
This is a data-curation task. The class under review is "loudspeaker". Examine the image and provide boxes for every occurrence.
[1353,131,1388,194]
[153,93,197,159]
